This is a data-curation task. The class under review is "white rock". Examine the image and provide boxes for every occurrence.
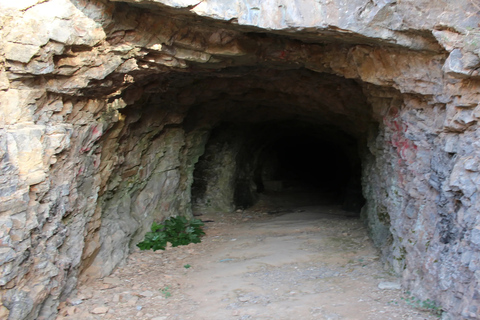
[91,306,109,314]
[378,282,401,290]
[69,299,83,306]
[140,290,155,297]
[155,0,201,8]
[4,42,40,64]
[0,0,39,10]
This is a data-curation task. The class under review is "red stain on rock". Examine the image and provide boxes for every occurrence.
[384,108,416,164]
[80,124,104,154]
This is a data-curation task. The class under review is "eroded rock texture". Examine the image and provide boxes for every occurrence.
[0,0,480,319]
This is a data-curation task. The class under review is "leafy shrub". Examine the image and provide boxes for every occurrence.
[137,216,205,251]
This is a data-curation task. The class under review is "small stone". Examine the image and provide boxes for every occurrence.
[77,311,92,319]
[126,296,139,306]
[66,306,77,316]
[140,290,154,297]
[91,306,109,314]
[136,305,143,310]
[78,291,94,300]
[378,282,401,290]
[238,296,250,302]
[151,317,168,320]
[68,299,83,306]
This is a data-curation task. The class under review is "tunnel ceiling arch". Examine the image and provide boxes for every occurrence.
[125,67,375,136]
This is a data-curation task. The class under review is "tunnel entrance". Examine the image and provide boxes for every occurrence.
[191,119,365,215]
[85,64,378,288]
[163,67,374,217]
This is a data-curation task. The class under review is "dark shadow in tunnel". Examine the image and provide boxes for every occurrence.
[261,135,352,193]
[190,121,365,215]
[248,132,365,214]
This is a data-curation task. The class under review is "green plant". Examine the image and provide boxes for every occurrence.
[160,286,171,298]
[137,216,205,251]
[184,264,191,269]
[402,292,443,317]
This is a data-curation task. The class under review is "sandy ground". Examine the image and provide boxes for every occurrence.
[57,192,439,320]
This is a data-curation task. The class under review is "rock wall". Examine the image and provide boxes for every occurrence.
[0,0,480,319]
[192,125,243,213]
[360,82,480,318]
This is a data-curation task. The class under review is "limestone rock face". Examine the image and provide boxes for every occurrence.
[0,0,480,319]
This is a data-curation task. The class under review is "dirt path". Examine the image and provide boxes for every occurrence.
[57,197,438,320]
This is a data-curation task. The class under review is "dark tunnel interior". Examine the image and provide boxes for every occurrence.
[191,120,366,215]
[260,135,353,192]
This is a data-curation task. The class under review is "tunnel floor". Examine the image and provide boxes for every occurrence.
[61,201,438,320]
[246,185,357,216]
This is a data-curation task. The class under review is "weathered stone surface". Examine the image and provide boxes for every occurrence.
[192,126,242,212]
[378,281,401,290]
[0,0,479,319]
[4,43,41,64]
[7,125,46,185]
[91,306,109,314]
[0,90,43,125]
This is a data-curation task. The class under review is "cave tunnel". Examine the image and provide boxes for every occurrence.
[134,66,374,217]
[86,37,386,282]
[79,5,393,285]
